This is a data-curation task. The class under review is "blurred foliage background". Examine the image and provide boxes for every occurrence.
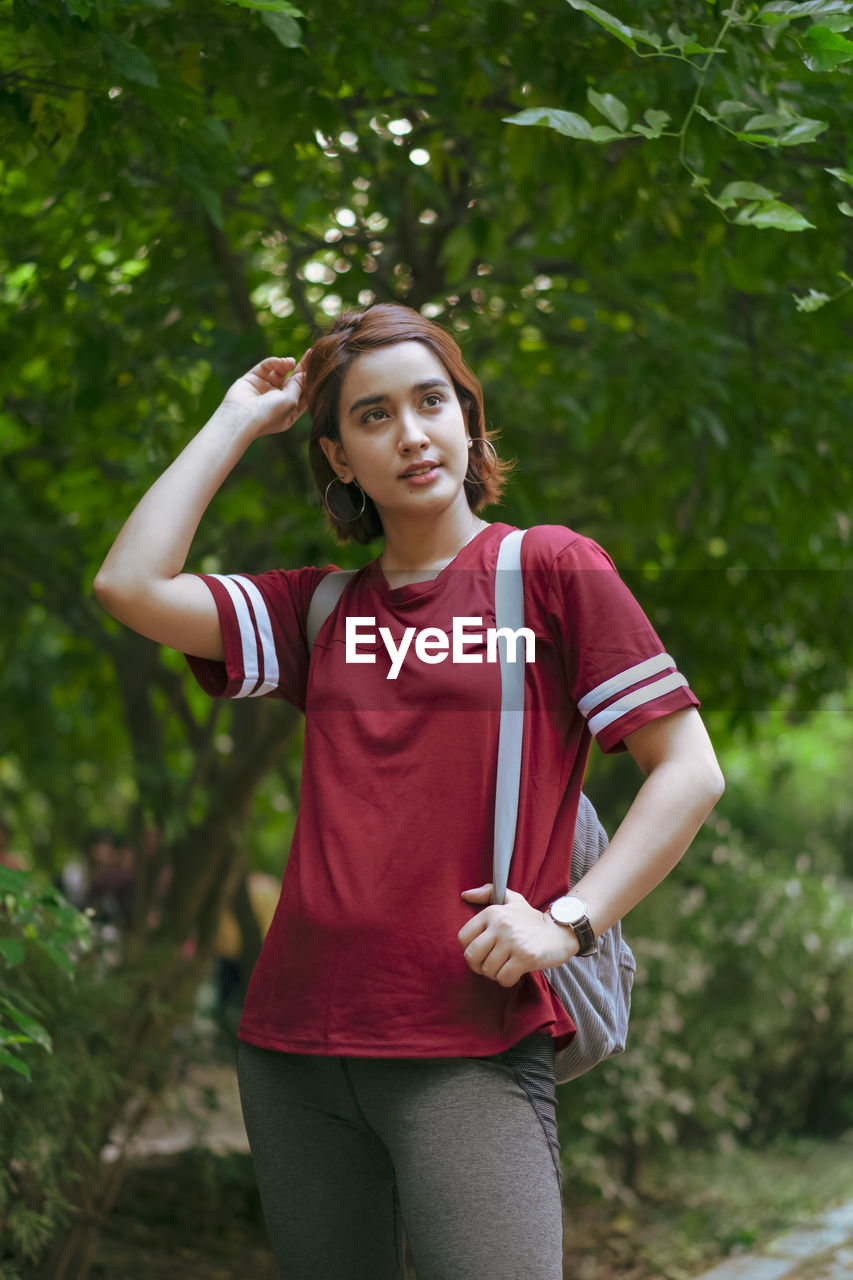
[1,0,852,1276]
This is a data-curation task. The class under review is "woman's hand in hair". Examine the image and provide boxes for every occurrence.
[221,352,311,437]
[458,885,578,987]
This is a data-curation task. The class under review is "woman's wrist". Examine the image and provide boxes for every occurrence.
[205,400,266,453]
[541,912,581,964]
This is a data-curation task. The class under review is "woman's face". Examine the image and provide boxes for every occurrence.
[320,341,472,528]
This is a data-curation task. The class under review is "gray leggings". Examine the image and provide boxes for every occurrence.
[236,1035,564,1280]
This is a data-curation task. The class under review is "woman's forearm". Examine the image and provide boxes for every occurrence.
[574,754,724,940]
[94,404,257,601]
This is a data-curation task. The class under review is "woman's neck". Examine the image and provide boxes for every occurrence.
[379,509,488,584]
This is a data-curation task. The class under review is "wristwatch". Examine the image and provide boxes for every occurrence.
[548,895,597,957]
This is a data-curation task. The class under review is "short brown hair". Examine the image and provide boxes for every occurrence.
[305,304,512,544]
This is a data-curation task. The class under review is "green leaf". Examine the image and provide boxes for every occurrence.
[184,173,225,226]
[631,110,671,140]
[0,938,25,968]
[65,90,88,141]
[710,181,780,209]
[690,405,729,446]
[589,125,626,141]
[587,87,630,131]
[644,108,671,131]
[199,117,231,150]
[565,1,661,49]
[565,0,636,46]
[504,108,595,140]
[665,22,695,47]
[0,1048,31,1079]
[734,117,828,146]
[0,1001,52,1052]
[802,23,853,68]
[777,118,830,144]
[759,1,853,20]
[260,11,303,46]
[838,200,853,215]
[826,166,853,185]
[720,181,780,202]
[735,114,828,145]
[743,113,797,130]
[662,23,717,53]
[39,941,74,975]
[735,199,815,230]
[0,865,28,893]
[716,100,753,115]
[99,34,160,87]
[793,288,832,310]
[226,0,303,10]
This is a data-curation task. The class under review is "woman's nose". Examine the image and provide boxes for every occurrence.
[397,409,429,450]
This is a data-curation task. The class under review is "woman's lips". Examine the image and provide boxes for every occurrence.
[400,464,441,485]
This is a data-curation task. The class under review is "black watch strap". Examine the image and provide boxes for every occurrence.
[548,896,598,957]
[569,915,597,957]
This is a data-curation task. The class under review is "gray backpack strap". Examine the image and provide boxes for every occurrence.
[306,570,357,651]
[492,528,527,905]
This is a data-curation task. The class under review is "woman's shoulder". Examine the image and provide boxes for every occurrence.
[519,523,616,573]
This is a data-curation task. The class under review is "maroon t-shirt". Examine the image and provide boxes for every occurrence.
[185,522,699,1057]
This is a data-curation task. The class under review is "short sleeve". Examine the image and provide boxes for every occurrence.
[546,535,700,754]
[184,565,338,710]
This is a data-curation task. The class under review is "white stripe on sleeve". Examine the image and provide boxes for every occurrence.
[230,575,280,696]
[578,652,675,718]
[209,574,262,698]
[587,671,688,739]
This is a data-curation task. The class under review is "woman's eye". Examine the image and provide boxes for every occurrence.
[423,393,443,408]
[362,408,387,424]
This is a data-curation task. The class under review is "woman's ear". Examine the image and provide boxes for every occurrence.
[319,436,353,483]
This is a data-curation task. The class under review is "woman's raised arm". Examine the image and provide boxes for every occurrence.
[93,353,309,659]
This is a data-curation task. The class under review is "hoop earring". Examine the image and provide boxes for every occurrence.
[323,476,367,521]
[467,437,498,479]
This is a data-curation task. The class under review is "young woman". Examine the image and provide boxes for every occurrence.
[94,303,724,1280]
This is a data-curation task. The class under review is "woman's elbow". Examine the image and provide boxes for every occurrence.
[697,758,725,813]
[92,569,116,611]
[92,569,132,619]
[707,762,725,804]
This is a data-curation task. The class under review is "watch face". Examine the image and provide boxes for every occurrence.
[550,895,587,926]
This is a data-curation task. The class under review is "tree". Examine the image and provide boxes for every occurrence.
[1,0,851,1272]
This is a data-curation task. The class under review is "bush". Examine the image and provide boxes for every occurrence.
[559,816,853,1195]
[0,868,132,1274]
[0,866,94,1088]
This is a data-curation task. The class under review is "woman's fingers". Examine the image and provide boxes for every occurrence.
[218,352,313,435]
[249,356,296,388]
[463,930,500,972]
[459,888,553,986]
[460,884,493,903]
[462,932,520,986]
[267,357,296,385]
